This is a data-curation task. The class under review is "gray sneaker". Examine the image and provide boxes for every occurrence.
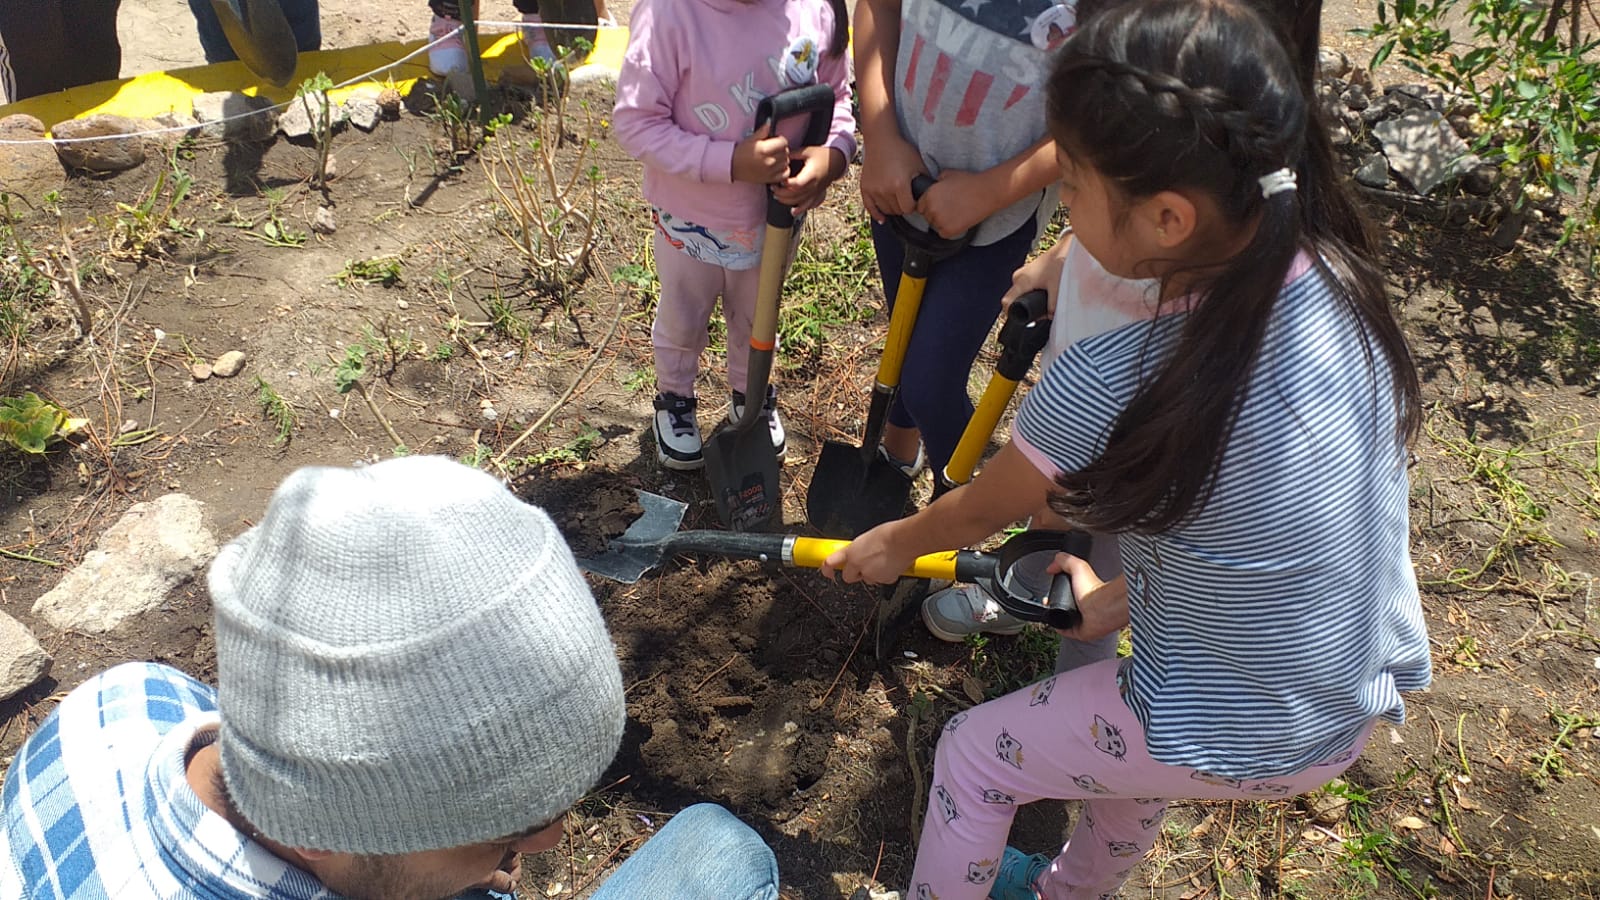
[921,583,1026,642]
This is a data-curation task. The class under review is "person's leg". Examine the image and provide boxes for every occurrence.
[652,228,724,399]
[191,0,318,62]
[187,0,233,63]
[3,0,121,100]
[720,261,759,403]
[590,803,780,900]
[908,659,1370,899]
[280,0,321,52]
[893,220,1036,477]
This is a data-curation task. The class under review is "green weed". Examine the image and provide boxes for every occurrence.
[518,425,601,470]
[964,627,1059,699]
[334,256,403,287]
[255,378,297,446]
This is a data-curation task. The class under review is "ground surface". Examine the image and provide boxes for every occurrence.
[1,4,1598,900]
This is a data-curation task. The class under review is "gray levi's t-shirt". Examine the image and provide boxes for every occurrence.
[891,0,1074,245]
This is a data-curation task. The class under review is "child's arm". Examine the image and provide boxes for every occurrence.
[822,443,1055,585]
[612,5,789,184]
[854,0,928,222]
[916,138,1061,239]
[1002,236,1071,316]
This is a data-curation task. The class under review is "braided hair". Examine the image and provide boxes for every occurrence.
[1045,0,1419,534]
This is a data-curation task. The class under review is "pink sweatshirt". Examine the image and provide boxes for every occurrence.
[612,0,857,234]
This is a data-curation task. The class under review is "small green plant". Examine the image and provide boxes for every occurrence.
[520,425,601,469]
[779,227,879,364]
[334,256,404,287]
[1362,0,1599,260]
[237,188,308,247]
[429,342,455,362]
[1530,708,1600,787]
[109,165,194,260]
[1,196,56,385]
[485,293,532,343]
[0,392,87,454]
[460,442,493,468]
[963,628,1060,699]
[297,72,337,191]
[255,378,297,446]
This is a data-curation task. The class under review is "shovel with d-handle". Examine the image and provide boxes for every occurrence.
[806,175,974,538]
[577,489,1087,632]
[210,0,301,87]
[704,83,838,531]
[939,289,1052,491]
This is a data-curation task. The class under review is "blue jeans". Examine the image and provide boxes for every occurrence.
[870,216,1040,475]
[188,0,321,63]
[460,804,779,900]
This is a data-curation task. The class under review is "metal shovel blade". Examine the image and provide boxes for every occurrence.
[703,423,781,532]
[806,439,913,538]
[210,0,300,87]
[574,490,688,583]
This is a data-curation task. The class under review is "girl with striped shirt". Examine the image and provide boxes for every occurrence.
[822,0,1432,896]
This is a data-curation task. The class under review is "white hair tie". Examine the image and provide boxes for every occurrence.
[1258,168,1298,199]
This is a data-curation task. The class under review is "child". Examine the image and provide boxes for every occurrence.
[823,0,1432,896]
[428,0,614,75]
[612,0,855,470]
[852,0,1070,484]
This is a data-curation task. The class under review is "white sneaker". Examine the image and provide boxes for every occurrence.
[730,386,786,460]
[921,583,1026,642]
[519,12,557,63]
[428,14,469,76]
[877,441,926,478]
[653,392,703,470]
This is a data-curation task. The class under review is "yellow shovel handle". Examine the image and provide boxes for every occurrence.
[787,536,961,580]
[943,374,1021,486]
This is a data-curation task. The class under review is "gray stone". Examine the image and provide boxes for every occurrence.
[1355,153,1390,189]
[1305,791,1350,826]
[1318,48,1351,80]
[1374,109,1480,195]
[211,350,246,377]
[1348,66,1376,92]
[0,612,51,702]
[1361,97,1395,125]
[50,115,148,173]
[312,206,337,234]
[190,362,212,381]
[192,92,277,142]
[1341,86,1370,112]
[278,91,348,140]
[1462,163,1500,196]
[32,494,218,634]
[1328,122,1353,147]
[344,93,382,131]
[0,114,65,197]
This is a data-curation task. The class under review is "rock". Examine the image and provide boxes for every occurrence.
[50,115,149,172]
[32,494,218,634]
[1355,153,1390,189]
[190,362,212,381]
[1318,48,1351,80]
[377,88,403,119]
[278,91,348,140]
[211,350,246,377]
[312,206,337,234]
[1348,66,1376,92]
[1305,791,1350,826]
[1374,109,1480,195]
[192,91,277,142]
[1328,122,1353,147]
[0,114,65,196]
[1386,82,1445,111]
[344,91,382,131]
[1361,97,1395,125]
[1341,86,1370,112]
[1462,163,1500,196]
[0,612,51,702]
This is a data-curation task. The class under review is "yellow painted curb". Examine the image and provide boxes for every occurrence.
[0,26,627,132]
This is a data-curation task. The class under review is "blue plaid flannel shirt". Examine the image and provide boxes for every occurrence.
[0,662,334,899]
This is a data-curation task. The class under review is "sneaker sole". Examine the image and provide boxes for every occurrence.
[920,602,1027,643]
[657,449,705,471]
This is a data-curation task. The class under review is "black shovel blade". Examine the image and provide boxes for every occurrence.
[210,0,300,87]
[806,439,914,538]
[704,424,780,531]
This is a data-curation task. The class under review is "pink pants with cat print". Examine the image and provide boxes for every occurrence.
[911,657,1372,899]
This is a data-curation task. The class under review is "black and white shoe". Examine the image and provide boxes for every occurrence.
[729,385,786,460]
[653,392,704,470]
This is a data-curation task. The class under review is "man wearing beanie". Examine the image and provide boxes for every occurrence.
[1,456,781,900]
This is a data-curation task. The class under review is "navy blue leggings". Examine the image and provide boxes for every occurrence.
[188,0,321,64]
[870,216,1038,474]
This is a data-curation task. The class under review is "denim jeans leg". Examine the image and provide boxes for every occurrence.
[590,803,779,900]
[189,0,320,62]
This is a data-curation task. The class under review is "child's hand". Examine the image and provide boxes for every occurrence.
[819,521,912,586]
[1051,553,1130,642]
[773,146,846,214]
[859,132,927,223]
[732,127,791,184]
[1001,236,1069,317]
[916,170,999,238]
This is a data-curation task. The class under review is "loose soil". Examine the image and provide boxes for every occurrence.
[3,7,1599,900]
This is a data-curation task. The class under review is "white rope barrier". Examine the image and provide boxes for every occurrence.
[0,21,619,147]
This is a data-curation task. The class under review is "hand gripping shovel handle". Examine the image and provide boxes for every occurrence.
[731,83,838,431]
[943,289,1051,486]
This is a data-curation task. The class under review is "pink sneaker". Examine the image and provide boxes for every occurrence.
[520,13,557,63]
[428,14,468,75]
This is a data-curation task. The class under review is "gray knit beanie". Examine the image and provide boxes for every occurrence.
[208,455,625,855]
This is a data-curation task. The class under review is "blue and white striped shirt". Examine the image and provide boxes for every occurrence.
[1,663,335,900]
[1014,262,1432,779]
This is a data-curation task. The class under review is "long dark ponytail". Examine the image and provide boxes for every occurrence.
[1044,0,1419,534]
[825,0,849,58]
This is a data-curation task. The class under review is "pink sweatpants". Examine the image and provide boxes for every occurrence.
[651,230,763,399]
[912,658,1371,899]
